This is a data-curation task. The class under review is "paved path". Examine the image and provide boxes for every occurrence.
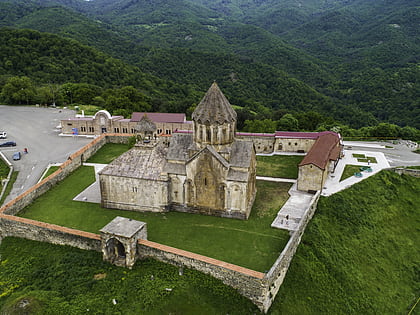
[271,184,314,231]
[321,149,391,196]
[256,176,296,183]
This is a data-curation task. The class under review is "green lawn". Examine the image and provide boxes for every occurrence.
[256,155,303,178]
[0,171,18,206]
[19,166,290,272]
[0,158,8,180]
[41,166,59,180]
[86,143,130,164]
[352,153,377,163]
[340,164,363,181]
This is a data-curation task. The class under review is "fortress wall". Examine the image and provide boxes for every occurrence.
[259,191,321,312]
[0,214,101,251]
[137,239,269,311]
[0,134,131,216]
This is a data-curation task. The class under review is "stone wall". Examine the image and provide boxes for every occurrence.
[393,167,420,178]
[137,239,267,309]
[236,135,275,154]
[0,214,101,251]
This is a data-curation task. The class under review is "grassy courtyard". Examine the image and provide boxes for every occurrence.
[256,155,303,178]
[86,143,131,164]
[19,166,291,272]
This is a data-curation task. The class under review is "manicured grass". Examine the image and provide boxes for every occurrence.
[0,171,18,206]
[0,158,9,180]
[41,166,59,180]
[256,155,303,178]
[86,143,130,164]
[340,164,363,181]
[357,156,377,163]
[0,237,258,314]
[352,153,377,163]
[19,166,291,271]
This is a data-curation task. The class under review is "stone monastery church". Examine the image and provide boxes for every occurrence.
[99,83,257,219]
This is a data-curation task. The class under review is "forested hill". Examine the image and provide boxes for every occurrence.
[0,0,418,130]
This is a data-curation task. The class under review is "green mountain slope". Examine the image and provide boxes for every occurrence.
[274,170,420,313]
[0,0,418,128]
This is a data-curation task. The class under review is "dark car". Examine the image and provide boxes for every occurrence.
[0,141,16,147]
[13,151,21,160]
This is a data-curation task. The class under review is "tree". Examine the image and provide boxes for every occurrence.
[277,113,299,131]
[371,123,399,138]
[1,76,36,105]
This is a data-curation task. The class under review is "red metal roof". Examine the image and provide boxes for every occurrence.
[299,133,341,170]
[130,112,187,123]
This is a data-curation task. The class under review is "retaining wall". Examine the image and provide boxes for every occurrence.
[0,214,101,251]
[260,191,321,312]
[393,167,420,178]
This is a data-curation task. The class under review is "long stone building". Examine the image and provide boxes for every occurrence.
[61,110,192,137]
[99,83,257,219]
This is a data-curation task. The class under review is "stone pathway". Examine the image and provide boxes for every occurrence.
[321,150,390,196]
[271,184,314,231]
[256,176,296,183]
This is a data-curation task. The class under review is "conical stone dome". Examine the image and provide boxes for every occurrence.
[192,82,237,125]
[192,82,237,147]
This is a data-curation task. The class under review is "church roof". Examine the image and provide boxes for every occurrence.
[135,114,157,133]
[192,82,237,124]
[100,145,167,180]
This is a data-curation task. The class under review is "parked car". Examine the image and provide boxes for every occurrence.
[13,151,21,160]
[0,141,16,147]
[0,131,6,139]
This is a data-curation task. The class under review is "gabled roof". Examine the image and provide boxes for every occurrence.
[299,133,340,170]
[192,82,237,124]
[130,112,186,123]
[135,114,156,133]
[187,145,230,169]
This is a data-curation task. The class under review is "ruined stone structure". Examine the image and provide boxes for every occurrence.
[99,83,257,219]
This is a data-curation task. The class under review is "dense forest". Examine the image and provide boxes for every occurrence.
[0,0,418,138]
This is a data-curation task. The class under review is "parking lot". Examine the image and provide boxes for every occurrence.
[0,105,92,204]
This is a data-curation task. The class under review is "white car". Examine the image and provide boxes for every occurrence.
[0,131,6,139]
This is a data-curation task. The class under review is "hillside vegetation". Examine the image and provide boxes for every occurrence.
[0,170,418,313]
[0,0,418,130]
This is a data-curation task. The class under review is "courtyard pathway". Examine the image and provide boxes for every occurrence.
[321,149,390,196]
